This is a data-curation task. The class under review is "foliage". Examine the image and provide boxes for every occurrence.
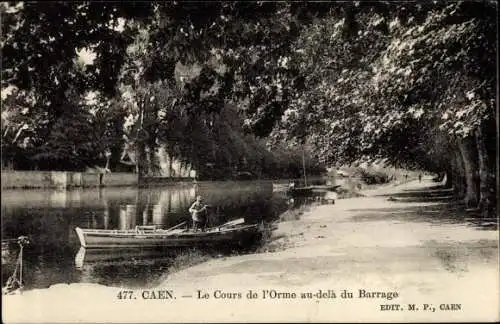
[357,169,390,185]
[1,1,151,169]
[1,1,496,215]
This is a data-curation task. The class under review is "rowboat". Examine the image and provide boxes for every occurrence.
[311,184,342,192]
[74,218,265,249]
[286,187,314,196]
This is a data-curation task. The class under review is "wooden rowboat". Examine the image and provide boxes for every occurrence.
[75,218,264,249]
[287,184,342,197]
[311,185,342,192]
[286,187,314,196]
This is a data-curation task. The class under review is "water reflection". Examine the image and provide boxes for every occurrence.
[285,190,332,209]
[1,181,288,289]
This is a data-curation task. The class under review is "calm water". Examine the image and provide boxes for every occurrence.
[2,180,318,290]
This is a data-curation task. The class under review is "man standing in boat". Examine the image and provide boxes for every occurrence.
[189,196,207,231]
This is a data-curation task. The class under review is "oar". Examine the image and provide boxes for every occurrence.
[219,218,245,228]
[164,221,187,232]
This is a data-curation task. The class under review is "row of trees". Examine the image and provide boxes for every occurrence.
[0,2,324,179]
[1,2,497,216]
[288,2,496,217]
[271,1,496,217]
[1,80,323,179]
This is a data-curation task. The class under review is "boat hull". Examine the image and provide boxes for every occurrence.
[286,187,313,197]
[75,225,262,249]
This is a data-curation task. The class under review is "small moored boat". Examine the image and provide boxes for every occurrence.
[286,187,314,196]
[311,184,342,192]
[75,218,265,249]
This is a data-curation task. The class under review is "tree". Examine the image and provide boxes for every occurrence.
[1,1,152,168]
[367,1,496,214]
[254,2,496,216]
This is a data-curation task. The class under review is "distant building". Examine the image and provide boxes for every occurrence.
[120,143,196,178]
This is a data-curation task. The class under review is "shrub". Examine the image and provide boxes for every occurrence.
[359,169,390,185]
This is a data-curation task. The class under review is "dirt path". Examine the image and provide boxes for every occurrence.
[3,178,498,323]
[160,177,498,322]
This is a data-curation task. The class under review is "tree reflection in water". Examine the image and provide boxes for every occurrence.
[1,181,291,290]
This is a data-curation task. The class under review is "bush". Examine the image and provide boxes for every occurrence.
[359,169,390,185]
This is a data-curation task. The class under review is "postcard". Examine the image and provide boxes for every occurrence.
[2,1,498,323]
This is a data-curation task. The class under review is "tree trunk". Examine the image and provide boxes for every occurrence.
[169,154,174,177]
[104,153,110,171]
[145,145,154,176]
[136,95,146,183]
[179,161,185,178]
[452,150,465,198]
[444,169,453,188]
[458,137,479,209]
[135,141,145,182]
[475,127,494,218]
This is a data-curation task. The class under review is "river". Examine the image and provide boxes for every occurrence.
[1,180,321,290]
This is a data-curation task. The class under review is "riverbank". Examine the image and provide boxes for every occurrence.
[3,178,498,323]
[1,170,138,189]
[161,178,498,322]
[0,170,311,189]
[0,170,198,189]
